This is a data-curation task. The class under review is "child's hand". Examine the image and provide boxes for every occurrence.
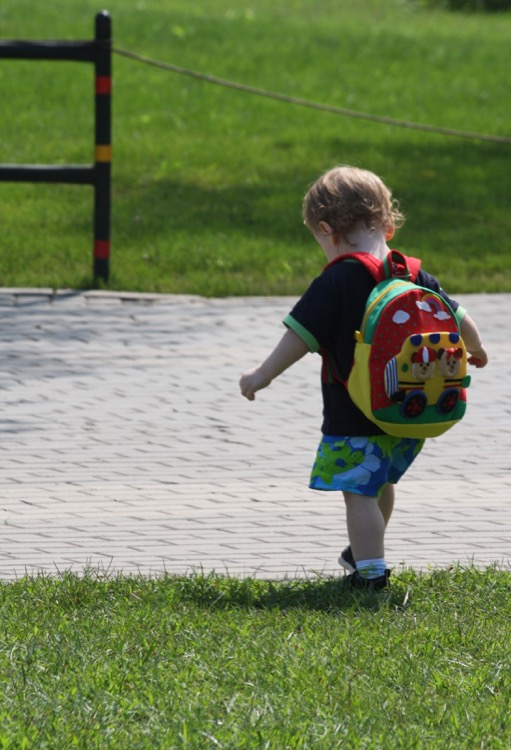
[467,346,488,368]
[239,329,309,401]
[239,367,272,401]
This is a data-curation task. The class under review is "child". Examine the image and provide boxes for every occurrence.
[239,165,488,590]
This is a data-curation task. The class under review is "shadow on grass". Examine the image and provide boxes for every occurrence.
[167,564,511,613]
[114,136,508,256]
[11,565,511,618]
[169,571,404,614]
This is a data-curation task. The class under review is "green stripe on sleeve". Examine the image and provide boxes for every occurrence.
[283,314,320,352]
[455,305,467,325]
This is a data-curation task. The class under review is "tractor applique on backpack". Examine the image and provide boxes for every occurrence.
[338,250,471,438]
[383,332,469,423]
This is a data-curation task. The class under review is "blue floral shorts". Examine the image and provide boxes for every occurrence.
[310,434,424,497]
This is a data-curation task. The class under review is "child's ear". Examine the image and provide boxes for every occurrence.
[385,224,395,241]
[318,221,334,236]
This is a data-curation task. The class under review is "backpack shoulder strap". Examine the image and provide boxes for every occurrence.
[384,250,422,282]
[325,252,386,282]
[405,255,421,282]
[326,250,421,283]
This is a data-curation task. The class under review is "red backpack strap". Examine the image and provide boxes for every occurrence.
[325,252,386,282]
[404,254,421,282]
[326,250,421,283]
[383,250,421,282]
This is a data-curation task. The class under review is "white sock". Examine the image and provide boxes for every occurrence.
[356,558,387,579]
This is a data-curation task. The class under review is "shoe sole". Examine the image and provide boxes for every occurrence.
[347,570,391,592]
[337,553,356,574]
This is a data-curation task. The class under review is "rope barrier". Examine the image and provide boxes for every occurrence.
[113,47,511,146]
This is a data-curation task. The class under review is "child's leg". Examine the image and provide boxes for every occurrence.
[343,491,385,561]
[378,483,394,527]
[339,483,394,572]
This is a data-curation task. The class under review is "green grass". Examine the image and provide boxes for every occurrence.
[0,0,510,294]
[1,567,511,748]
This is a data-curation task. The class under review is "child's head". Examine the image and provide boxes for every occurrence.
[302,165,404,241]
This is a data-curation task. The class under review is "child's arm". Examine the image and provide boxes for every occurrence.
[460,312,488,368]
[240,328,309,401]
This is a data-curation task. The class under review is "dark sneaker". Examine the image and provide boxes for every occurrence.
[338,546,356,573]
[347,569,391,591]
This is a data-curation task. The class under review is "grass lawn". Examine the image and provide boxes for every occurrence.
[2,567,511,748]
[0,0,509,294]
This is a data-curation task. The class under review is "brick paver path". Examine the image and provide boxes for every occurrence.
[0,289,508,579]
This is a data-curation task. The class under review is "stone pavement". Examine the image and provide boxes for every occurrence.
[0,288,509,580]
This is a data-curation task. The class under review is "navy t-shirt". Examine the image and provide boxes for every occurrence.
[284,257,464,436]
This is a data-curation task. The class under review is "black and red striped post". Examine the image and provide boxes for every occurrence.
[93,11,112,282]
[0,12,113,282]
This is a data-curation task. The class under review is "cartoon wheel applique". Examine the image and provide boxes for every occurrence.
[436,388,459,415]
[400,390,427,419]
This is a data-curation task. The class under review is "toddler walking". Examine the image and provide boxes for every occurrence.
[240,166,488,590]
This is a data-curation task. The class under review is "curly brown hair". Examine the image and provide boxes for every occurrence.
[302,165,405,240]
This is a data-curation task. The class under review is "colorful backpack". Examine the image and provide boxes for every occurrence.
[340,250,471,439]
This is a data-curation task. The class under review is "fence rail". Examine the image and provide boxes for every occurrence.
[0,12,112,281]
[0,40,97,62]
